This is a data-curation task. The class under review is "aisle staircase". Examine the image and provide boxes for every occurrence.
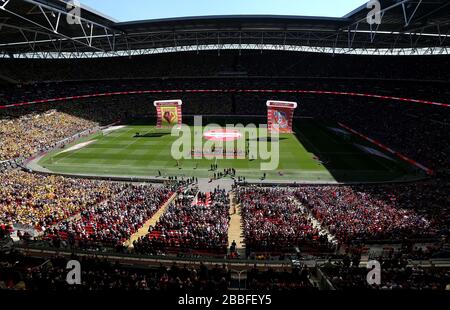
[123,192,178,248]
[227,192,246,258]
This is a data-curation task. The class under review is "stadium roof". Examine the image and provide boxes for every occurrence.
[0,0,449,58]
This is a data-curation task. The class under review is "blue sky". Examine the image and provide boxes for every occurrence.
[80,0,368,22]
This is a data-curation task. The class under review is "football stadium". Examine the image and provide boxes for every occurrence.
[0,0,449,304]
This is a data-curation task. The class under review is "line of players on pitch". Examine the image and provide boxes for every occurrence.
[191,145,256,160]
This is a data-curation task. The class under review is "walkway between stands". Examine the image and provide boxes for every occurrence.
[228,191,246,257]
[124,192,178,248]
[290,197,338,245]
[197,178,233,192]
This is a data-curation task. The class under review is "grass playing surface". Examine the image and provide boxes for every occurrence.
[38,118,420,182]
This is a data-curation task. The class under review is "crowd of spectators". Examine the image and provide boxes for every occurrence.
[294,182,449,244]
[320,258,450,290]
[43,185,172,249]
[134,188,229,256]
[1,77,448,113]
[0,252,231,291]
[1,51,448,83]
[0,250,320,291]
[295,186,430,243]
[1,250,448,291]
[247,265,316,291]
[0,170,124,229]
[3,170,447,258]
[236,187,330,254]
[0,110,97,161]
[0,158,22,174]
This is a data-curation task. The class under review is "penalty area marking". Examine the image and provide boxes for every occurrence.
[58,140,97,155]
[102,125,126,135]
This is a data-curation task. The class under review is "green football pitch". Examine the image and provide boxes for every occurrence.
[37,118,421,182]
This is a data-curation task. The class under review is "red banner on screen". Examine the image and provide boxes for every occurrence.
[267,101,297,133]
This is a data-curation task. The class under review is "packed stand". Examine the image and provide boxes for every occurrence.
[320,257,450,290]
[0,251,231,291]
[294,182,449,244]
[0,170,124,229]
[247,265,316,291]
[236,187,330,254]
[0,110,97,161]
[134,188,229,256]
[43,185,172,249]
[0,51,448,83]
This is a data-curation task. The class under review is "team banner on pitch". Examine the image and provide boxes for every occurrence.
[160,106,179,126]
[266,101,298,133]
[154,100,183,128]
